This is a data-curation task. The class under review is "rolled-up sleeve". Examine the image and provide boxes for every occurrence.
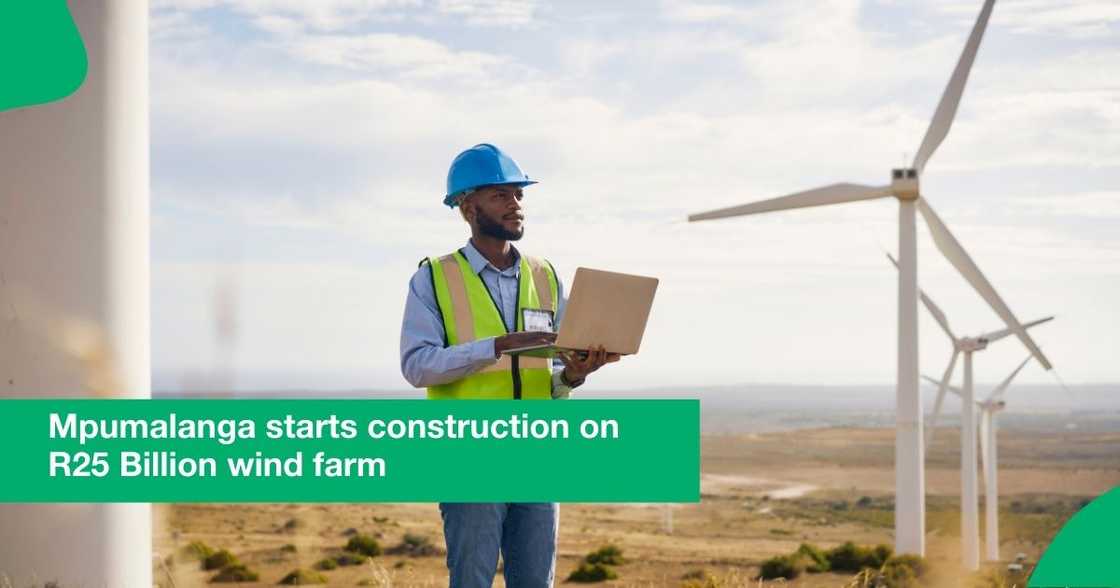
[400,263,500,388]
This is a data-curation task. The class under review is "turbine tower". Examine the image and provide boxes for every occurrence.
[0,2,151,585]
[892,252,1051,569]
[924,355,1033,563]
[687,0,1052,555]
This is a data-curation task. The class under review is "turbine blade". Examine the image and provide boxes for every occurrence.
[917,199,1053,369]
[986,355,1033,403]
[912,0,996,173]
[920,292,955,342]
[922,374,964,397]
[889,252,956,341]
[687,183,891,222]
[979,316,1054,344]
[925,349,960,449]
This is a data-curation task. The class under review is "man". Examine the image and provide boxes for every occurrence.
[400,143,617,587]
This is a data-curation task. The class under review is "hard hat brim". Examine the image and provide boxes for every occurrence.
[444,179,538,208]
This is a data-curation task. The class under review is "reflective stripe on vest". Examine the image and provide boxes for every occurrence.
[427,250,558,400]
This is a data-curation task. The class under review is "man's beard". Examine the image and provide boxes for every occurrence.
[476,208,524,241]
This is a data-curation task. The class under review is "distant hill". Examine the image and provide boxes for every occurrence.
[155,383,1120,435]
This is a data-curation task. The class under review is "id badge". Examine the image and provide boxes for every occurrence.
[522,308,555,332]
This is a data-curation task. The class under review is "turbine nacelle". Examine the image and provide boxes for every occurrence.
[959,337,989,352]
[978,398,1006,411]
[891,168,920,200]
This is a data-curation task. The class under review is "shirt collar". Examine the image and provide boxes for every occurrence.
[463,239,520,276]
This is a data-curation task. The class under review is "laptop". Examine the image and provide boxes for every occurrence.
[503,267,659,357]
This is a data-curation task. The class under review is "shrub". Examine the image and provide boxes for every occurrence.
[278,569,328,585]
[827,542,892,572]
[313,557,338,570]
[681,573,719,588]
[884,554,926,578]
[279,543,297,553]
[857,496,874,508]
[179,540,215,561]
[826,542,864,572]
[797,543,831,573]
[585,544,626,566]
[759,554,805,580]
[872,544,894,568]
[210,564,259,583]
[345,534,382,557]
[202,549,239,571]
[336,552,368,566]
[387,533,441,557]
[567,562,618,582]
[404,533,430,549]
[568,544,625,582]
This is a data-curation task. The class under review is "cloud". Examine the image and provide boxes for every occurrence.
[148,0,1120,219]
[1023,191,1120,219]
[148,2,1119,234]
[150,10,212,42]
[285,33,516,80]
[153,0,540,31]
[159,0,423,30]
[147,0,1120,387]
[659,0,775,26]
[436,0,542,28]
[937,0,1120,39]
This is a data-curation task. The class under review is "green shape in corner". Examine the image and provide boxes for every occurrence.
[0,1,88,112]
[1029,486,1120,587]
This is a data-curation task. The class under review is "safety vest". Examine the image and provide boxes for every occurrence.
[425,249,559,400]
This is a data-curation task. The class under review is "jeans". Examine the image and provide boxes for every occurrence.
[439,502,559,588]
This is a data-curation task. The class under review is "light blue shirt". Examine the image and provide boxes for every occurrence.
[400,240,573,398]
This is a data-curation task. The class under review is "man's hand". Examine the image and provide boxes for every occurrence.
[493,331,557,357]
[560,345,620,385]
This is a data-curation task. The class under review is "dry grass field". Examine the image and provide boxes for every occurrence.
[152,426,1120,587]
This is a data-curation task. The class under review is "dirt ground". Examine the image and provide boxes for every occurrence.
[153,427,1120,587]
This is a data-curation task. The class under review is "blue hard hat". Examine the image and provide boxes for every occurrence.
[444,143,538,207]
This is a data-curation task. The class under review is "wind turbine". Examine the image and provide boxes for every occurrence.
[885,253,1051,446]
[891,249,1051,569]
[923,355,1034,563]
[688,0,1053,556]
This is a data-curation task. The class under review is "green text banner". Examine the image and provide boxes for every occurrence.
[0,399,699,503]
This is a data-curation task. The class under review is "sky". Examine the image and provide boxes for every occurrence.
[148,0,1120,393]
